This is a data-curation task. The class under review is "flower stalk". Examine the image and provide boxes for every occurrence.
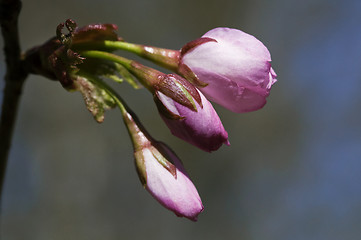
[85,76,203,221]
[80,50,157,90]
[79,28,277,114]
[73,40,180,71]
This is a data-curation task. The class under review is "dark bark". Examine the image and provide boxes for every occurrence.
[0,0,27,207]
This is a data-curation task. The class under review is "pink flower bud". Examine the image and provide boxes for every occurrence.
[135,141,204,221]
[180,27,277,113]
[127,61,229,152]
[154,75,229,152]
[124,111,203,221]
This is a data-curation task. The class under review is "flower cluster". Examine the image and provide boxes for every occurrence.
[27,19,276,221]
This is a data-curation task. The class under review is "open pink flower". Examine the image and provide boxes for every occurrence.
[180,27,277,113]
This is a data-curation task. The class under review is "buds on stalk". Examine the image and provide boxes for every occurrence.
[22,20,279,221]
[128,27,277,113]
[123,110,204,221]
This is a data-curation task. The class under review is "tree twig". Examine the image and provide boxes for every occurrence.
[0,0,27,206]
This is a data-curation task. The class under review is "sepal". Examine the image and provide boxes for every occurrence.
[180,37,217,56]
[151,143,177,178]
[154,74,202,112]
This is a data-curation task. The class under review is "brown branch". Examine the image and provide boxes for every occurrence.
[0,0,27,206]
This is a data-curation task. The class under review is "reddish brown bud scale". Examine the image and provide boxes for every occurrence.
[72,23,122,44]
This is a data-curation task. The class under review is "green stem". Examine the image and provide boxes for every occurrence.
[88,75,127,115]
[104,41,144,55]
[80,50,133,69]
[87,76,151,151]
[73,40,180,71]
[72,40,143,55]
[80,50,160,90]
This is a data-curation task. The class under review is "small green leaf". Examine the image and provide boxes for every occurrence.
[76,58,141,89]
[106,74,123,84]
[114,63,141,89]
[72,74,116,123]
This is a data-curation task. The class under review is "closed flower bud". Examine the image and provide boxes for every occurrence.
[154,74,229,152]
[123,111,204,221]
[180,27,277,113]
[126,62,229,152]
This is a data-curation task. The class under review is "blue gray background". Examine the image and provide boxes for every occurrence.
[1,0,361,239]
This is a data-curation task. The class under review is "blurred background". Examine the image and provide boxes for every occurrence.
[1,0,361,239]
